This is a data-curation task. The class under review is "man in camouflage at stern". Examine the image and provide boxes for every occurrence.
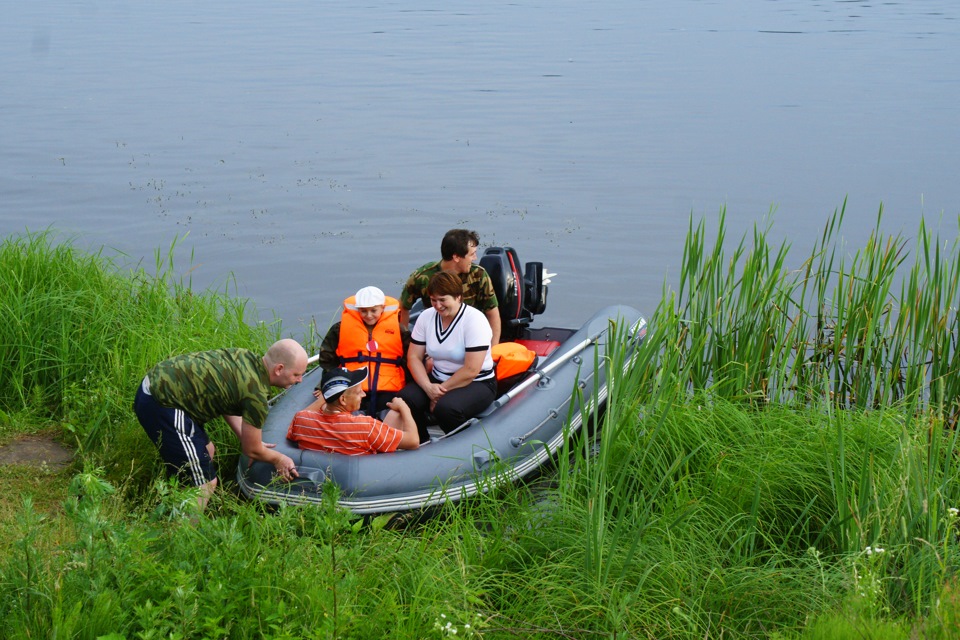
[133,338,308,509]
[398,228,501,345]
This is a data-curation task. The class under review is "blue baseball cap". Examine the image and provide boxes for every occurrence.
[319,367,367,401]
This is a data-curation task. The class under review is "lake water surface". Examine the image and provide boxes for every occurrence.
[2,0,958,335]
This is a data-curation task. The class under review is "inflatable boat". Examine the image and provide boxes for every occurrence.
[236,247,647,514]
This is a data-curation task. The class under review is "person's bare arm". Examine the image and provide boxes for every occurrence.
[223,414,243,440]
[399,307,410,329]
[384,397,419,450]
[408,341,446,408]
[406,343,431,388]
[484,308,501,346]
[240,422,299,480]
[302,396,325,412]
[437,350,485,392]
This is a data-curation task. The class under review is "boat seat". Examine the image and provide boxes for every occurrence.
[515,338,561,357]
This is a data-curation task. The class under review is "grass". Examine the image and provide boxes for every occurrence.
[1,208,960,638]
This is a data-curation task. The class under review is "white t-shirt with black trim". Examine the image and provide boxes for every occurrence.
[411,304,495,382]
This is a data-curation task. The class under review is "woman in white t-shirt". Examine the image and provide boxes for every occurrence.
[397,271,497,442]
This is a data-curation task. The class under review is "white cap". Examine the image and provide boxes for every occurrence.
[354,286,385,308]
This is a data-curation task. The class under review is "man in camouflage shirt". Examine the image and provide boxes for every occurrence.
[398,228,501,345]
[133,338,307,509]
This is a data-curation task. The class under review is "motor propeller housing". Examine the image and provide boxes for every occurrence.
[480,246,549,341]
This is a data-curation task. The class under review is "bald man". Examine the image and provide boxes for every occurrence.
[133,338,308,508]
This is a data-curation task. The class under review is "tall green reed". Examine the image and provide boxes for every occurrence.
[559,315,696,587]
[668,204,960,416]
[677,208,798,403]
[611,205,960,623]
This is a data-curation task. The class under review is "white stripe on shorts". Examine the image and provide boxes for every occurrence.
[173,408,205,486]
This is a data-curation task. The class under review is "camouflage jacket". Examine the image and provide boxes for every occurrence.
[398,261,498,313]
[146,348,271,428]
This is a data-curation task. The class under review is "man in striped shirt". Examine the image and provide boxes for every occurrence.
[287,367,420,455]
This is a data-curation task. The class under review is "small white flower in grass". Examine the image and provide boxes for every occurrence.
[949,507,959,519]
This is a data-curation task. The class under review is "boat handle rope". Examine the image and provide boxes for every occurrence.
[511,407,560,448]
[440,417,479,440]
[510,377,590,447]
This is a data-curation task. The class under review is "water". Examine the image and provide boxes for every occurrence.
[2,0,958,336]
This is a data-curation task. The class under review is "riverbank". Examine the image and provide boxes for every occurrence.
[2,212,959,638]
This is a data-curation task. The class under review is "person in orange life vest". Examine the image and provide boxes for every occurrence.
[290,367,420,455]
[314,286,410,415]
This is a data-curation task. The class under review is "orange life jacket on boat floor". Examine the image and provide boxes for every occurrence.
[491,341,537,380]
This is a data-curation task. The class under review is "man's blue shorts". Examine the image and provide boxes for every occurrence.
[133,377,216,486]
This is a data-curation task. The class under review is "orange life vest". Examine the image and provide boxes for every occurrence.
[491,341,537,380]
[336,295,406,396]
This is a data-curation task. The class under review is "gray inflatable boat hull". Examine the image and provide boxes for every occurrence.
[236,305,646,514]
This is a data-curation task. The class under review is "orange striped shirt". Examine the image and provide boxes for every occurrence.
[286,410,403,455]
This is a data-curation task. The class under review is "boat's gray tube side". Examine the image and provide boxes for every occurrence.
[236,305,646,513]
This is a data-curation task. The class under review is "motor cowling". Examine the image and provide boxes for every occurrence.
[480,246,548,341]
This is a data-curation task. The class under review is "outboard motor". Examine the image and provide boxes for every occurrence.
[480,247,548,342]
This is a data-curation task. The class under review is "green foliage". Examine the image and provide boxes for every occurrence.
[667,203,960,418]
[1,468,429,638]
[3,210,960,638]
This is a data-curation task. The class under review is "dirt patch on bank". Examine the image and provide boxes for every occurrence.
[0,433,75,471]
